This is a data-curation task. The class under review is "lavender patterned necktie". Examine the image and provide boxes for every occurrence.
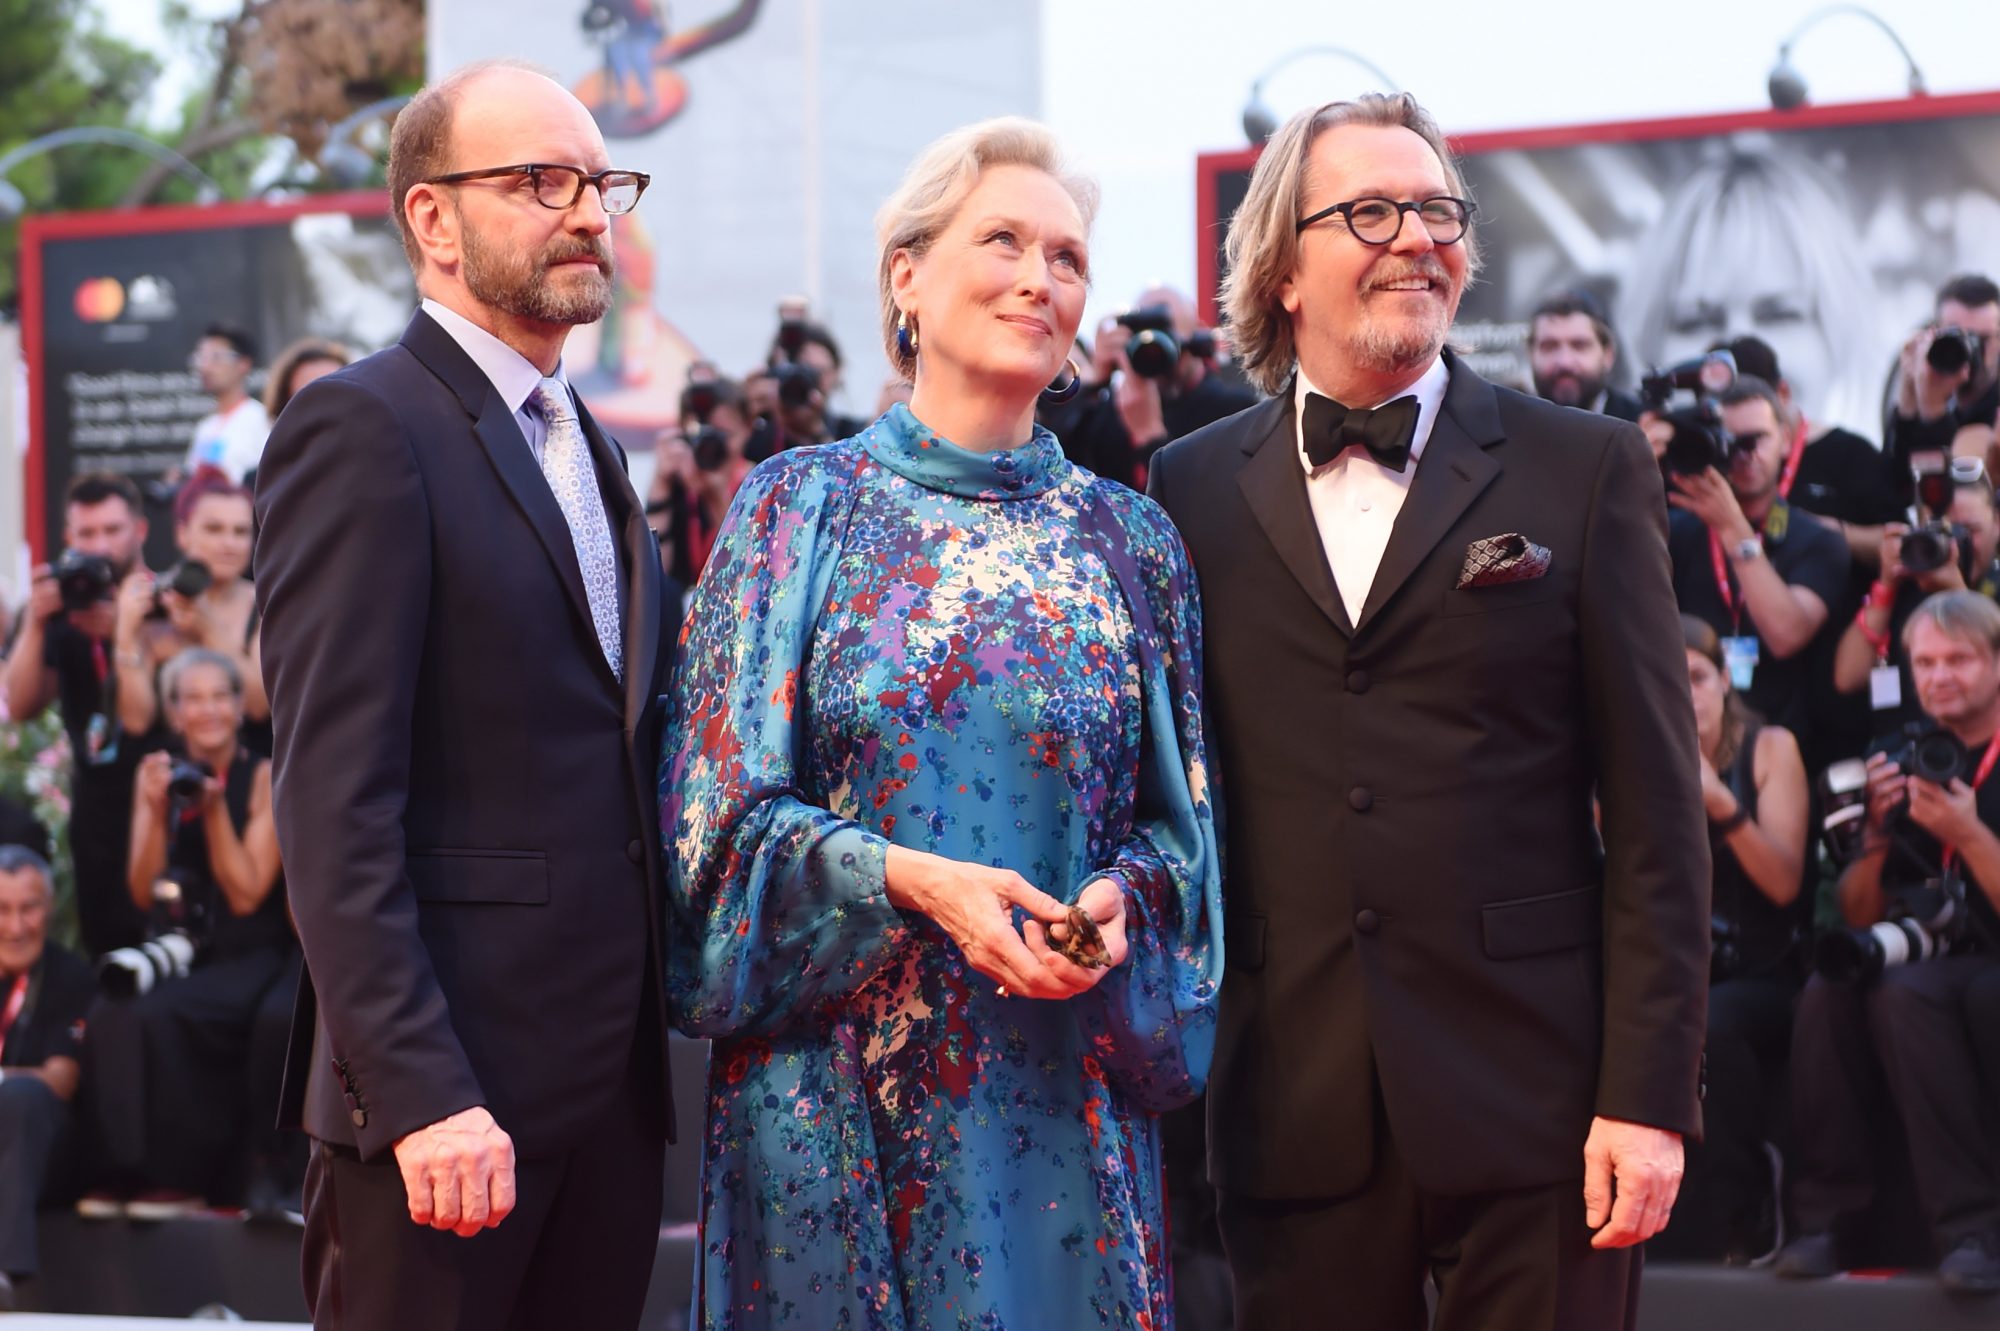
[529,379,623,682]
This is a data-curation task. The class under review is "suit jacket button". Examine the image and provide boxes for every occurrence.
[1355,909,1380,935]
[351,1108,369,1128]
[1346,670,1370,694]
[1348,787,1373,812]
[627,839,644,865]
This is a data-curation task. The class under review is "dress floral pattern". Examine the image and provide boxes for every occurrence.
[660,403,1222,1330]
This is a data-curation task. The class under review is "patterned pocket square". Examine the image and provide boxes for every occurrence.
[1457,533,1552,590]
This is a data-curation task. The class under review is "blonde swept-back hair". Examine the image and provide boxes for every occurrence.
[875,117,1100,382]
[1904,590,2000,658]
[1222,93,1481,396]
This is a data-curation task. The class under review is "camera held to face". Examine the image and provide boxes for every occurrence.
[1641,350,1739,476]
[52,548,116,612]
[1114,306,1216,382]
[1928,326,1989,379]
[1904,456,1984,578]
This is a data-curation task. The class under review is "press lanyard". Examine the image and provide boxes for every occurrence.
[0,972,27,1052]
[1706,533,1745,634]
[1778,417,1809,500]
[1942,735,2000,874]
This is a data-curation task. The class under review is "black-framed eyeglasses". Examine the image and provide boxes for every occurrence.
[1295,196,1474,245]
[422,163,652,215]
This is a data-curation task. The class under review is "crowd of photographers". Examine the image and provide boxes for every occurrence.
[1534,275,2000,1293]
[0,322,334,1308]
[4,278,1997,1307]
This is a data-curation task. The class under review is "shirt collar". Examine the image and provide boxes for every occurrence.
[1294,354,1450,473]
[420,298,568,414]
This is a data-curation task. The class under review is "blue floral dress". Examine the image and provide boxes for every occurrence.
[660,404,1221,1331]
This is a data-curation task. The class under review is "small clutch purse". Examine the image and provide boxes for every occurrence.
[1051,905,1110,968]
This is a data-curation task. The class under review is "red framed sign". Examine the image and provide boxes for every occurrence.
[19,192,405,560]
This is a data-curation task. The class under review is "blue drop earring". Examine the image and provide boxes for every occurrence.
[1041,356,1084,404]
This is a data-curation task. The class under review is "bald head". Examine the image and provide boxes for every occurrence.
[387,60,602,276]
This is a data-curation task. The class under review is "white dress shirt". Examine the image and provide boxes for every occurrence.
[1296,356,1451,624]
[421,297,573,465]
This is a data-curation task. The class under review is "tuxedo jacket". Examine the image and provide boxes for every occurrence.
[255,311,675,1161]
[1148,355,1709,1200]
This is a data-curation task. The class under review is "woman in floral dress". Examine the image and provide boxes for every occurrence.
[661,117,1221,1330]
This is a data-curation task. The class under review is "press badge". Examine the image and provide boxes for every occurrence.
[1871,664,1904,711]
[1721,636,1760,692]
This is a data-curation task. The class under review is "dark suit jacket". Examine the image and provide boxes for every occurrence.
[1603,385,1645,422]
[255,311,675,1161]
[1149,355,1708,1200]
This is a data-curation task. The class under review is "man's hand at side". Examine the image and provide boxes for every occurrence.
[1583,1116,1684,1248]
[392,1105,516,1237]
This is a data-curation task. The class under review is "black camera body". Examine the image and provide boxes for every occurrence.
[770,362,820,410]
[1640,350,1739,476]
[166,757,213,807]
[1876,719,1971,788]
[1929,325,1989,378]
[157,558,213,604]
[52,548,116,612]
[690,425,730,473]
[1901,520,1971,577]
[1114,306,1179,381]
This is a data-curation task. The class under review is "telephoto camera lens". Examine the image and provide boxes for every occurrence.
[1816,918,1946,984]
[97,932,198,999]
[52,549,116,612]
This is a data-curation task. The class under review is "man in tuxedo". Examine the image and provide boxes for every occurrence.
[1149,94,1710,1330]
[255,60,674,1329]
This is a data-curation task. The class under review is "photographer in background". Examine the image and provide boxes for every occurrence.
[1776,592,2000,1291]
[768,311,865,439]
[1670,375,1850,748]
[1527,288,1643,420]
[652,377,756,581]
[1707,337,1904,767]
[3,473,160,958]
[0,847,93,1311]
[1888,276,2000,495]
[745,361,834,452]
[82,648,292,1218]
[114,471,265,748]
[1060,285,1255,489]
[1654,617,1809,1264]
[1834,462,2000,735]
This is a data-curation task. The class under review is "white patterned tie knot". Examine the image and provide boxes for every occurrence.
[530,378,623,682]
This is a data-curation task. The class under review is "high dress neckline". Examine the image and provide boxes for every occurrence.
[861,402,1069,501]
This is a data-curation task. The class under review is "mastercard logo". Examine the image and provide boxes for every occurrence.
[73,278,126,323]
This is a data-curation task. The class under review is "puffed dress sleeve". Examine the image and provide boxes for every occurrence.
[659,446,910,1039]
[1071,484,1225,1112]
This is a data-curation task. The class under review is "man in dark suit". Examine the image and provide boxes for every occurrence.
[1149,94,1710,1330]
[254,60,674,1329]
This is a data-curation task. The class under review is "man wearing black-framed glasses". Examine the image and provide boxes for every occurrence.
[1148,92,1708,1330]
[253,59,677,1330]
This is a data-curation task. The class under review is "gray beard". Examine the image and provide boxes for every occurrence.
[460,220,614,326]
[1349,318,1446,375]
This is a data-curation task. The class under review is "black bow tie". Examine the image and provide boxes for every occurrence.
[1302,392,1421,472]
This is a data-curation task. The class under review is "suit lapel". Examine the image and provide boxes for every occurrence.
[576,398,661,730]
[401,312,616,693]
[1355,357,1506,633]
[1236,394,1354,637]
